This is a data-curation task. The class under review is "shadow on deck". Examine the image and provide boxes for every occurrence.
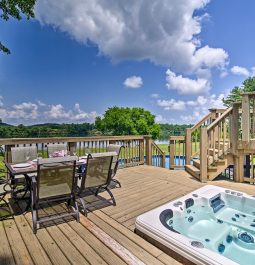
[0,165,254,265]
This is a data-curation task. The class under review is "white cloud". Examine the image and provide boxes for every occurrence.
[150,93,160,99]
[0,96,4,108]
[192,45,228,70]
[180,94,225,123]
[44,104,98,122]
[156,93,226,124]
[251,67,255,77]
[157,99,186,111]
[155,114,168,123]
[35,0,228,73]
[37,100,46,107]
[166,69,210,95]
[230,66,250,77]
[220,70,228,78]
[123,76,143,88]
[0,97,98,124]
[46,104,71,119]
[10,102,39,120]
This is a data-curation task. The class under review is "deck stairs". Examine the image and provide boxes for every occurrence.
[184,107,237,182]
[171,93,255,183]
[186,147,234,181]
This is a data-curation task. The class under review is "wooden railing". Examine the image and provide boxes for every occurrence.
[169,136,185,169]
[185,108,226,165]
[151,141,165,168]
[241,92,255,141]
[199,103,241,181]
[0,135,166,169]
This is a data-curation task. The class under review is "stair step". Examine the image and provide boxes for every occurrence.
[193,159,200,169]
[208,166,218,172]
[216,159,226,166]
[185,165,200,178]
[208,148,219,155]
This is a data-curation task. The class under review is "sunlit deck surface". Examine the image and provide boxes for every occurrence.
[1,165,255,265]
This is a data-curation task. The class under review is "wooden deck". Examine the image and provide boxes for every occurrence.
[1,165,255,265]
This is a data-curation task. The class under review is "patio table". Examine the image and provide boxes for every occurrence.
[5,157,87,211]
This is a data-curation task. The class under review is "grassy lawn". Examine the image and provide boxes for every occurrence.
[158,142,200,155]
[0,156,5,171]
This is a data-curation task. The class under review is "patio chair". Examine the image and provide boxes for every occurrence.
[78,152,116,215]
[11,146,37,163]
[0,169,12,218]
[106,144,123,187]
[10,146,38,197]
[47,143,67,157]
[31,156,79,234]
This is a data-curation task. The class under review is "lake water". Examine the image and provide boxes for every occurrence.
[153,155,185,169]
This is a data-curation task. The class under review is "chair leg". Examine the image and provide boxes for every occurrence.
[95,186,101,196]
[79,198,88,216]
[112,179,121,188]
[74,200,80,222]
[32,207,38,234]
[106,187,116,206]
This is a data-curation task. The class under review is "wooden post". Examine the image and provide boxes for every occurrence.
[162,152,166,168]
[185,128,191,166]
[139,139,144,164]
[209,108,217,122]
[242,94,250,142]
[169,139,175,170]
[231,103,239,155]
[200,128,208,182]
[68,142,77,155]
[5,144,15,163]
[144,135,152,166]
[234,154,244,182]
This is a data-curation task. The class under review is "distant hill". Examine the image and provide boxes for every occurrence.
[27,123,60,127]
[0,122,14,127]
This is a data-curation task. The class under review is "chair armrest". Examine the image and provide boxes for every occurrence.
[30,176,37,206]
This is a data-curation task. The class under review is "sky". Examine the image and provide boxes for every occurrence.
[0,0,255,125]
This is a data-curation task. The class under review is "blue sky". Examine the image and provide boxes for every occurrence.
[0,0,254,125]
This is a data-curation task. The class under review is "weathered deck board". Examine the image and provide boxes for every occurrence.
[1,165,254,265]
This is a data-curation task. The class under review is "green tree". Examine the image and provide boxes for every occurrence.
[0,0,36,54]
[223,77,255,107]
[95,107,160,139]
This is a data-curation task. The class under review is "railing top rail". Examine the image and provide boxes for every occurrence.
[151,141,165,155]
[0,135,145,145]
[169,136,185,141]
[209,108,226,113]
[242,92,255,96]
[190,112,212,131]
[207,107,233,131]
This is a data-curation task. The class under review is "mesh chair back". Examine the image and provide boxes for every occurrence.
[47,143,67,157]
[106,144,122,172]
[82,153,113,189]
[11,146,37,163]
[37,156,77,199]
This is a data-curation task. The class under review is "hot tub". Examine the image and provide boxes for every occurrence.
[135,185,255,265]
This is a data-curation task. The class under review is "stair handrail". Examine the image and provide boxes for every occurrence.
[190,113,213,132]
[200,105,241,182]
[186,109,226,165]
[151,141,166,168]
[169,136,185,169]
[206,107,233,167]
[207,107,232,131]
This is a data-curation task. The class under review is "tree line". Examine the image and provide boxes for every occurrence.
[0,107,191,139]
[1,75,254,140]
